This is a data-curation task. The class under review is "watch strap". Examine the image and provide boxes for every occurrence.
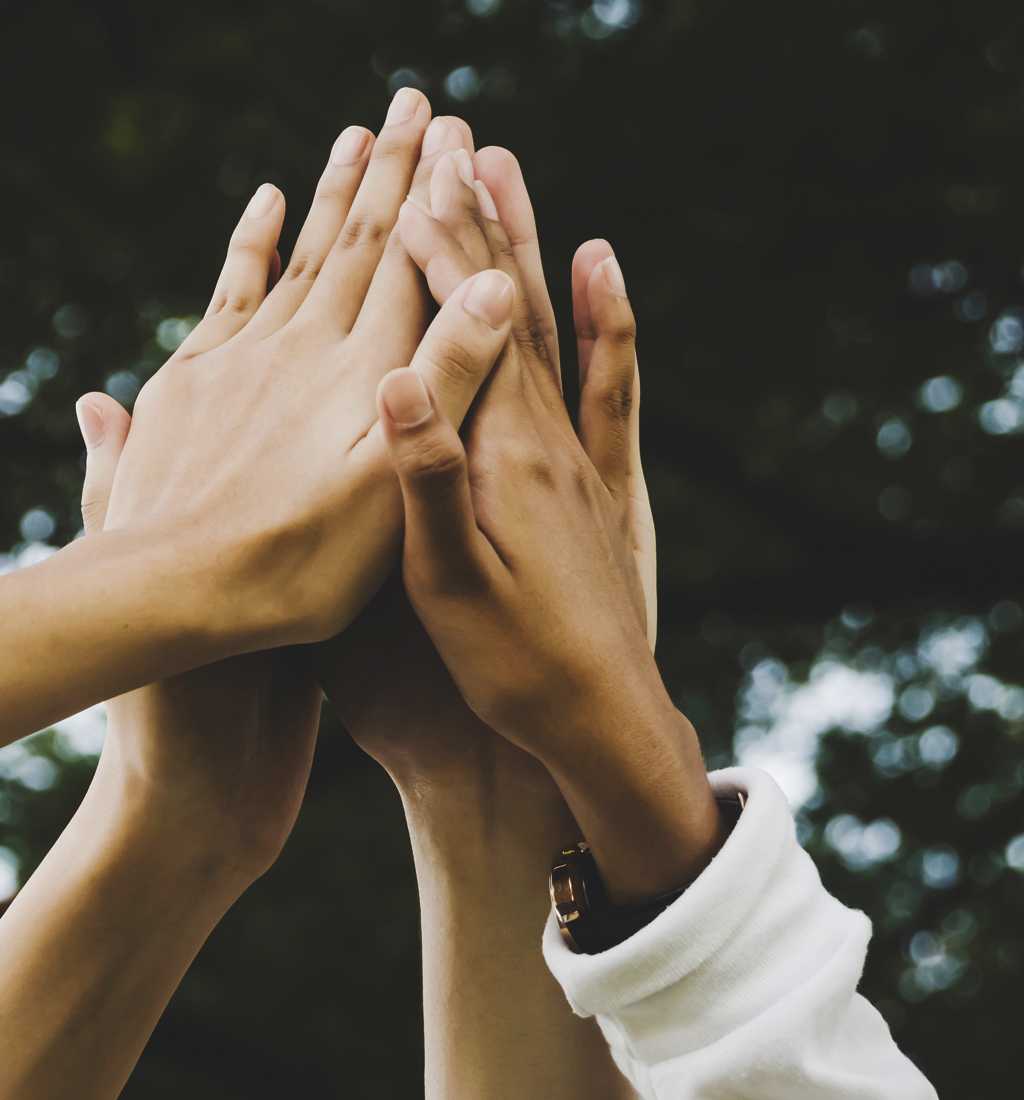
[551,795,745,954]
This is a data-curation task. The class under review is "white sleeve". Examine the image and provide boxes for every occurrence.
[542,767,937,1100]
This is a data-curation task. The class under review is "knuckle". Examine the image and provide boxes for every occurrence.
[214,292,255,317]
[426,336,482,387]
[515,316,551,363]
[606,316,638,347]
[402,436,465,483]
[487,231,516,265]
[596,375,635,421]
[282,250,323,284]
[338,213,392,251]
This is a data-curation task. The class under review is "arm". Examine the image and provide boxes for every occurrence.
[324,629,634,1100]
[382,155,938,1098]
[0,287,512,1100]
[0,760,249,1100]
[317,127,635,1098]
[0,525,230,744]
[0,95,516,1096]
[405,732,632,1098]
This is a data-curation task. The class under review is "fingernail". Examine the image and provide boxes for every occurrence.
[382,370,433,427]
[602,255,627,297]
[386,87,420,125]
[453,149,475,187]
[473,180,499,220]
[463,270,514,329]
[75,397,105,449]
[331,126,370,165]
[422,118,450,157]
[246,182,277,218]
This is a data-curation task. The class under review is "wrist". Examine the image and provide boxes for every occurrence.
[90,521,308,660]
[76,526,250,664]
[87,749,256,902]
[529,665,724,905]
[396,734,576,880]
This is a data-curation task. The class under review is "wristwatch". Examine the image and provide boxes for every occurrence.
[549,794,745,954]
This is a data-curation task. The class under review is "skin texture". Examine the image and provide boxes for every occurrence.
[318,140,639,1099]
[0,93,511,747]
[382,149,725,904]
[0,97,516,1100]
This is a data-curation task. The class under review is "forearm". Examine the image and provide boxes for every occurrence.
[0,528,245,744]
[395,742,636,1100]
[531,657,726,906]
[0,753,247,1100]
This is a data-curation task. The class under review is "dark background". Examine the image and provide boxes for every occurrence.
[1,0,1022,1095]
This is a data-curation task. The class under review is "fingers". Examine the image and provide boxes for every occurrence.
[572,240,656,643]
[348,116,474,361]
[298,87,432,333]
[429,150,492,269]
[243,126,375,336]
[75,393,131,534]
[176,183,285,358]
[378,369,499,593]
[397,197,481,305]
[473,147,560,377]
[574,244,638,496]
[413,115,475,206]
[571,237,613,382]
[407,268,515,427]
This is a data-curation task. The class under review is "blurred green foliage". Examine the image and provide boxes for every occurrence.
[2,0,1023,1095]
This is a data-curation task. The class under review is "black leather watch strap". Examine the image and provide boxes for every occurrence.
[551,795,745,955]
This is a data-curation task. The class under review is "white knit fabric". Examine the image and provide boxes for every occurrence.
[543,767,937,1099]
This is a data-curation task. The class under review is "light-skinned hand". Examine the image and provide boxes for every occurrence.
[96,90,514,659]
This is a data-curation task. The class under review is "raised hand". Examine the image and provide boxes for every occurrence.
[382,149,723,904]
[0,92,518,745]
[100,88,514,652]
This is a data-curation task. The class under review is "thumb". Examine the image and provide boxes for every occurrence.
[407,268,514,428]
[75,392,131,535]
[376,368,490,591]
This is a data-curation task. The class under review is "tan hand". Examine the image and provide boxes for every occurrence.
[389,149,652,752]
[382,151,720,902]
[319,144,656,793]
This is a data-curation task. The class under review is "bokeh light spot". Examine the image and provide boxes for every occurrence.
[444,65,482,101]
[918,375,963,413]
[876,417,912,458]
[19,508,55,543]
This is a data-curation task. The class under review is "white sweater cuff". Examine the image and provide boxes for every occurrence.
[542,767,937,1097]
[543,766,824,1017]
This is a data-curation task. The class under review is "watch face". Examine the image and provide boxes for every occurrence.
[550,845,595,951]
[550,861,586,924]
